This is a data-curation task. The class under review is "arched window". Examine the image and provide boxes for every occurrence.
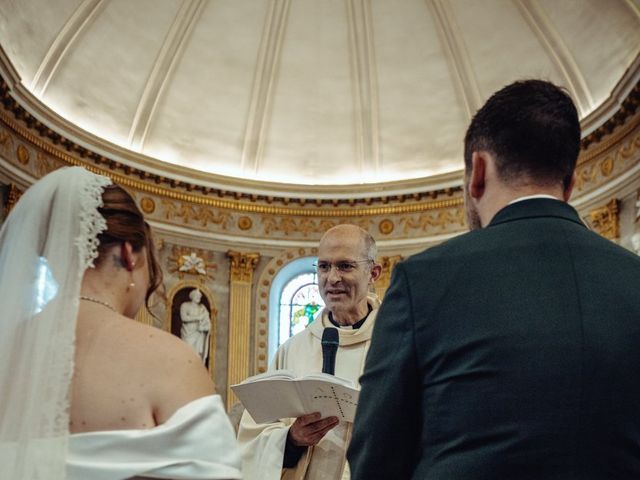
[279,272,324,344]
[268,257,325,362]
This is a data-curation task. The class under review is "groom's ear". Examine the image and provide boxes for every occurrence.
[468,151,487,200]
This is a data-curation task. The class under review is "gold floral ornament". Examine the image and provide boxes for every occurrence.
[140,197,156,214]
[378,219,394,235]
[237,216,252,230]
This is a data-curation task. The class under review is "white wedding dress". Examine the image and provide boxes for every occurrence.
[68,394,241,480]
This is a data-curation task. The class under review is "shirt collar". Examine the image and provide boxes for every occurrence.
[508,194,560,205]
[328,303,373,330]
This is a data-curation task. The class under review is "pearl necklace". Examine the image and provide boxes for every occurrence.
[79,295,117,313]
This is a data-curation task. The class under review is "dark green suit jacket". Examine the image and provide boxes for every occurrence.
[348,199,640,479]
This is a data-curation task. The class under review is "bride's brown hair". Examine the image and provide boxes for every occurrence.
[94,184,163,307]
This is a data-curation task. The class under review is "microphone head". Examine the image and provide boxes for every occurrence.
[321,327,339,347]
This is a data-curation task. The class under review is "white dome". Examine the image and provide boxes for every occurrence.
[0,0,638,187]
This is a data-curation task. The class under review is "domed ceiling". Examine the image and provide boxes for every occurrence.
[0,0,638,191]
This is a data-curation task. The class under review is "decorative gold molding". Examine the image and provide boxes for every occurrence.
[261,217,373,236]
[588,198,620,240]
[16,144,29,164]
[400,205,466,233]
[237,215,252,230]
[378,218,394,235]
[150,187,462,218]
[574,128,640,194]
[580,82,640,151]
[578,108,640,165]
[140,196,156,214]
[161,199,232,227]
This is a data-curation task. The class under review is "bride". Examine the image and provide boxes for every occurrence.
[0,167,241,479]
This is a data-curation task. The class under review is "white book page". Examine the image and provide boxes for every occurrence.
[297,379,360,422]
[231,380,305,424]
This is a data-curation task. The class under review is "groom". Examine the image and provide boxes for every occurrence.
[348,79,640,479]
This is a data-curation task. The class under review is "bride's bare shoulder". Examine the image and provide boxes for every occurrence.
[115,317,203,366]
[99,316,214,422]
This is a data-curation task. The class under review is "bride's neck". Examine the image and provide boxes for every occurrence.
[80,266,128,315]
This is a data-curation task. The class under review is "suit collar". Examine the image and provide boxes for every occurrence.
[488,198,586,229]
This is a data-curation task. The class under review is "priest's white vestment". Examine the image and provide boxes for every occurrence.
[237,295,381,480]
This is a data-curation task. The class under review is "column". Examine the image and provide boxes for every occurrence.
[226,250,260,409]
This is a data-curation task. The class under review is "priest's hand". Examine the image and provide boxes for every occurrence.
[288,412,339,446]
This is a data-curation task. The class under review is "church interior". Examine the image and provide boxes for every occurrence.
[0,0,638,420]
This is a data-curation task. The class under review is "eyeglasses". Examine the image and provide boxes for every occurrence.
[313,259,373,274]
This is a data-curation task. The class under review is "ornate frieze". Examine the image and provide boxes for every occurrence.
[161,199,232,228]
[261,216,373,236]
[400,205,466,234]
[580,82,640,150]
[574,125,640,195]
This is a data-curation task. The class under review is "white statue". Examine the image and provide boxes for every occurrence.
[180,289,211,363]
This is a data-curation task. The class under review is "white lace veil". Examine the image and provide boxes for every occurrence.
[0,167,111,479]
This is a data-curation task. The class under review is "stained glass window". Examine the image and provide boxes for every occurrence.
[278,272,325,346]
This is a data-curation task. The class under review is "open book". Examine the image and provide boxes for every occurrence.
[231,370,360,424]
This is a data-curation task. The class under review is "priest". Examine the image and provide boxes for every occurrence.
[237,224,381,480]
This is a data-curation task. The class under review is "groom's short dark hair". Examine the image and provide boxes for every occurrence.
[464,79,581,190]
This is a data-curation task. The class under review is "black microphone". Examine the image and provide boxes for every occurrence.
[321,327,339,375]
